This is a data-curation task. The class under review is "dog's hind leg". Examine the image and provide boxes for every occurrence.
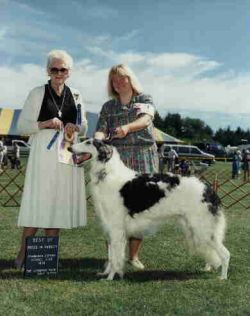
[202,248,221,272]
[203,241,230,280]
[214,243,230,280]
[202,263,213,272]
[106,230,127,281]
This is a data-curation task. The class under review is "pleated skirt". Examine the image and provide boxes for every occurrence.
[18,129,87,228]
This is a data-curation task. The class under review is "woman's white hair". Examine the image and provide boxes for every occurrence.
[107,64,143,99]
[47,50,73,70]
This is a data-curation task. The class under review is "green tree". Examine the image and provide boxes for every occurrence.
[164,113,182,137]
[182,118,213,141]
[153,111,250,146]
[154,111,164,130]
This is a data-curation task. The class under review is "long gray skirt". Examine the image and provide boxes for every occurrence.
[18,129,87,228]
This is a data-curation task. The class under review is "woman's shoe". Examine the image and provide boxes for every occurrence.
[128,258,145,270]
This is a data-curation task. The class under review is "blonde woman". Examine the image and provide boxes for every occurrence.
[15,50,88,268]
[95,64,159,270]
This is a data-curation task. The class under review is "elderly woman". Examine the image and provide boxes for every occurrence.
[95,64,159,270]
[15,50,88,268]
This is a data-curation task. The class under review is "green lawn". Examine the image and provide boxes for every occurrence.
[0,162,250,315]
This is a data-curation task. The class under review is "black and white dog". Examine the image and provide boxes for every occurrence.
[71,139,230,281]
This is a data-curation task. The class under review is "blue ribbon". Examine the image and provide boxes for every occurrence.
[47,131,60,150]
[77,104,81,125]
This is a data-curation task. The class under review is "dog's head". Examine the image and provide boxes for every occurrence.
[69,138,113,166]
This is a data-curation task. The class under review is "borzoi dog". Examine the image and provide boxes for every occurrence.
[70,139,230,281]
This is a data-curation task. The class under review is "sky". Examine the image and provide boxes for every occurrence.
[1,0,250,132]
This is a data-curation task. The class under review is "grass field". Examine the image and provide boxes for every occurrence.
[0,161,250,315]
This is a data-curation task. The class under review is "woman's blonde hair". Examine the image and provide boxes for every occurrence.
[107,64,143,99]
[47,49,73,70]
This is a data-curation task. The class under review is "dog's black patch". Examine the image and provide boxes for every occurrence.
[202,183,221,215]
[120,173,180,216]
[93,140,113,163]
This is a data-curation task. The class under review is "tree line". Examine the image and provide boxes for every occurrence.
[154,112,250,146]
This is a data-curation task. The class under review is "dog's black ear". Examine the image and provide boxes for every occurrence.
[93,139,104,149]
[93,139,113,162]
[103,139,113,145]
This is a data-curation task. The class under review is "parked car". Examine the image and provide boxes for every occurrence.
[7,139,30,157]
[194,142,227,158]
[161,144,215,164]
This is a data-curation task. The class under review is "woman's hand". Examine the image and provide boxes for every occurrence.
[64,123,79,135]
[94,131,106,140]
[114,125,130,138]
[38,117,63,130]
[64,123,79,142]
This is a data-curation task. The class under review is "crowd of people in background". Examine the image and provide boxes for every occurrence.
[0,139,7,172]
[158,144,191,176]
[241,149,250,181]
[158,143,250,180]
[0,138,21,171]
[231,148,250,181]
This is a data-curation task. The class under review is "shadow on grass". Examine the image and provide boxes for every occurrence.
[0,259,22,279]
[0,258,206,282]
[57,257,106,281]
[125,269,205,282]
[60,257,105,270]
[0,257,105,281]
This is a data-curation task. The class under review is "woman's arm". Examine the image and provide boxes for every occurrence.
[17,86,45,135]
[134,94,155,118]
[115,114,152,138]
[95,103,109,139]
[115,94,155,138]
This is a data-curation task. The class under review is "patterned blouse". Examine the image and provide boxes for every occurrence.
[96,94,159,173]
[96,94,156,146]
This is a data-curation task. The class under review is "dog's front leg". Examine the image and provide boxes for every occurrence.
[106,230,127,281]
[97,242,112,277]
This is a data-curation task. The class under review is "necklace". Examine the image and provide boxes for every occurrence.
[48,85,66,118]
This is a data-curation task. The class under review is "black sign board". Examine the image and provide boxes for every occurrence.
[24,236,59,277]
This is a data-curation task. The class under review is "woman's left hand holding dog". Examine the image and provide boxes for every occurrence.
[114,125,130,138]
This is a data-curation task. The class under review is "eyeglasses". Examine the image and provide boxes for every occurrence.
[49,67,69,74]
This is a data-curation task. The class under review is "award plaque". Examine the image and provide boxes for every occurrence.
[24,236,59,277]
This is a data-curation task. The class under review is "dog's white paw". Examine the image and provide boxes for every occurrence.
[97,261,111,277]
[97,271,109,277]
[104,270,124,281]
[218,275,227,281]
[202,264,213,272]
[106,271,116,281]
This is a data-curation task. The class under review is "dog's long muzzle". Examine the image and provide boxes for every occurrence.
[68,147,92,166]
